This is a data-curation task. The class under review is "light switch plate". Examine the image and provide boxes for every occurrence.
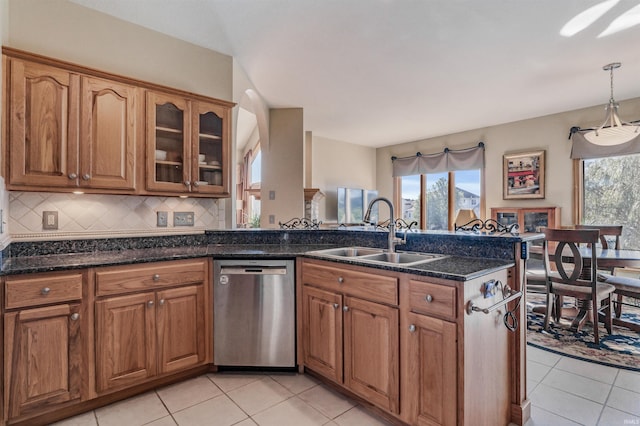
[174,211,195,226]
[43,211,58,230]
[157,211,168,227]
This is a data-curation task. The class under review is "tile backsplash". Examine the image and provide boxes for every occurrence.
[8,192,225,241]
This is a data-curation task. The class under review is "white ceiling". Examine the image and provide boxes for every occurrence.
[72,0,640,148]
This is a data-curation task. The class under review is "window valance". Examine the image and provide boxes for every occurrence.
[392,142,485,177]
[569,126,640,160]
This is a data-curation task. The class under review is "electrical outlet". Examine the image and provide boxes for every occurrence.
[269,190,276,200]
[157,211,168,227]
[43,211,58,230]
[174,211,195,226]
[268,214,275,224]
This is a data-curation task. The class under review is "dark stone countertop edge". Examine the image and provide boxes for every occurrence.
[1,243,514,282]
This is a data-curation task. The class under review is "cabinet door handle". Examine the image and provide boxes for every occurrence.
[184,181,191,187]
[409,324,416,333]
[153,274,160,282]
[333,303,339,309]
[82,174,91,180]
[41,287,51,295]
[425,294,433,303]
[342,306,349,312]
[337,277,344,284]
[68,173,77,180]
[159,299,165,306]
[70,313,80,321]
[192,181,200,187]
[147,300,154,307]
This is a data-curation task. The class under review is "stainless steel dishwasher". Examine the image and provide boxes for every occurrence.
[213,259,295,368]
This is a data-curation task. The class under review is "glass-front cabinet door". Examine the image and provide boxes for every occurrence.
[191,102,227,194]
[146,92,191,192]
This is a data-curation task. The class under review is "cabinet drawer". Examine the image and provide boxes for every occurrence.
[96,259,206,296]
[303,261,398,305]
[409,280,456,320]
[5,273,83,309]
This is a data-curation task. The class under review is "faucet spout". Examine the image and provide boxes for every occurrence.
[364,197,404,252]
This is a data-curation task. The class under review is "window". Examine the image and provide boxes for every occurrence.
[426,172,449,230]
[248,148,261,227]
[397,169,483,230]
[400,175,421,224]
[581,153,640,249]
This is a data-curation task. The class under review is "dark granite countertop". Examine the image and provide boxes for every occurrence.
[0,228,528,280]
[302,253,513,281]
[0,244,335,276]
[1,244,513,281]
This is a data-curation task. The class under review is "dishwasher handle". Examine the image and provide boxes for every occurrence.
[220,266,289,275]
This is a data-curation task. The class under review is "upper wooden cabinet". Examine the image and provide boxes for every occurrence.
[5,58,137,191]
[2,47,233,197]
[6,59,80,188]
[146,91,230,196]
[80,76,138,190]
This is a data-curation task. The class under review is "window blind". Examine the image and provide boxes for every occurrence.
[392,142,485,177]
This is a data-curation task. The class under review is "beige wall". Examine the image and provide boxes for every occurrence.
[376,97,640,227]
[262,108,304,228]
[2,0,234,242]
[311,136,377,222]
[6,0,232,100]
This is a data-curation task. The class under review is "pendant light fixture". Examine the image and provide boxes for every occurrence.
[584,62,639,146]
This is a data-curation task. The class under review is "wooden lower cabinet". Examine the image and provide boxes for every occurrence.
[301,286,343,383]
[343,296,399,414]
[405,312,457,426]
[96,284,206,393]
[157,285,206,374]
[93,259,209,394]
[2,270,87,424]
[300,261,400,415]
[95,292,156,392]
[301,258,516,426]
[4,303,83,420]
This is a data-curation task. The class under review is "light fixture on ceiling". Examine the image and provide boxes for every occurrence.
[584,62,639,146]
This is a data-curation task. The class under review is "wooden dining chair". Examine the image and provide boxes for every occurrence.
[542,227,615,345]
[574,224,622,251]
[575,224,627,314]
[599,267,640,327]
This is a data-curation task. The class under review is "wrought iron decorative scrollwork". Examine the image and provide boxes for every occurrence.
[279,218,322,229]
[375,218,418,231]
[454,219,519,235]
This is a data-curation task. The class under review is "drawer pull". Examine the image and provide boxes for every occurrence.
[147,300,154,307]
[343,306,349,312]
[425,294,433,303]
[82,174,91,181]
[152,274,160,282]
[333,303,339,309]
[41,287,51,295]
[337,276,344,284]
[70,313,80,321]
[159,299,165,306]
[68,173,77,180]
[409,324,416,333]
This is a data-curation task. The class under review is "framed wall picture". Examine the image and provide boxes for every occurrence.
[503,150,545,199]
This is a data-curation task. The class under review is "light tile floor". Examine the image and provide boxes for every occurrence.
[51,346,640,426]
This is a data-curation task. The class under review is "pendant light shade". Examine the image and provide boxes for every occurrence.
[583,62,639,146]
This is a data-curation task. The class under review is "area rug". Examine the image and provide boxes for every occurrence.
[526,295,640,372]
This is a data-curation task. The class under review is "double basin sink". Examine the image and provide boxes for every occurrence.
[308,246,448,267]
